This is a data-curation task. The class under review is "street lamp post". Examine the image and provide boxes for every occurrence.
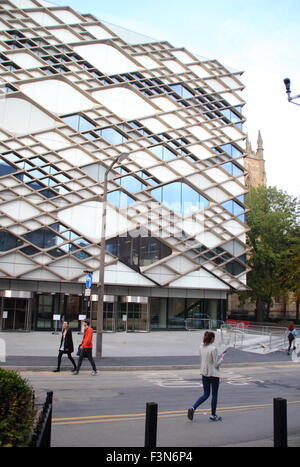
[283,78,300,106]
[96,152,129,358]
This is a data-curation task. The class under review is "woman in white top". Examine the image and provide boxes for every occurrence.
[187,331,224,422]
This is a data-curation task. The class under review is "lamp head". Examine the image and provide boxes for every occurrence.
[117,152,129,162]
[284,77,291,93]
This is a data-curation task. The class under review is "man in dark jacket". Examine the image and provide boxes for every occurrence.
[53,321,77,372]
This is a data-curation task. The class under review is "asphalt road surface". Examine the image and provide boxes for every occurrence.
[23,362,300,448]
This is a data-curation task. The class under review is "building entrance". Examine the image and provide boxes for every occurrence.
[117,297,149,332]
[1,297,30,331]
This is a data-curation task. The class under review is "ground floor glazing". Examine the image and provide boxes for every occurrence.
[0,291,227,332]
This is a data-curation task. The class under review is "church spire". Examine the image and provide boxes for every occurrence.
[257,130,264,159]
[257,130,263,149]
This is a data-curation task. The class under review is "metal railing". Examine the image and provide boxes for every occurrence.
[30,391,53,448]
[185,318,224,331]
[220,323,288,351]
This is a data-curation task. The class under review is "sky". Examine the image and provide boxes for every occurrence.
[50,0,300,198]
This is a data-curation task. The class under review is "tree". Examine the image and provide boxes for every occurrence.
[241,186,299,322]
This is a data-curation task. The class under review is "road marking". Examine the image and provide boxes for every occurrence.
[52,400,300,426]
[137,371,265,388]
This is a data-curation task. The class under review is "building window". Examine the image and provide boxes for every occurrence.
[36,294,53,329]
[0,231,23,251]
[106,230,171,270]
[221,162,244,177]
[222,199,245,217]
[151,181,209,215]
[170,84,194,99]
[116,175,147,192]
[149,145,177,161]
[98,127,128,145]
[218,143,243,159]
[62,114,95,132]
[225,260,246,276]
[23,227,63,249]
[107,190,135,208]
[0,160,18,176]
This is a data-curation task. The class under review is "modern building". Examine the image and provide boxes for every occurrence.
[0,0,249,332]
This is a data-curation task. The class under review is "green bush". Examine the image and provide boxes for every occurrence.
[0,368,35,447]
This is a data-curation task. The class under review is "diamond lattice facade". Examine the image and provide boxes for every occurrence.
[0,0,249,331]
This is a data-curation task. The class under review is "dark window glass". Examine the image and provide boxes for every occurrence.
[0,231,23,251]
[40,189,56,198]
[48,248,65,258]
[27,181,44,191]
[0,160,17,176]
[225,260,246,276]
[106,231,171,270]
[73,250,91,260]
[20,245,39,255]
[23,228,63,249]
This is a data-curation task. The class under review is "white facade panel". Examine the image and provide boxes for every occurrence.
[0,0,248,303]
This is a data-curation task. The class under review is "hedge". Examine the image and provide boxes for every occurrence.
[0,368,36,447]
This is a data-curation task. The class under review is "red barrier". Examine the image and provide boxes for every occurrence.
[226,319,250,328]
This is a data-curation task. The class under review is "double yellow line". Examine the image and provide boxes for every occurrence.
[53,401,300,426]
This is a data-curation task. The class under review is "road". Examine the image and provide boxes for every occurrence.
[23,362,300,448]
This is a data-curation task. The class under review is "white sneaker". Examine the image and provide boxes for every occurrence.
[210,415,222,421]
[91,371,97,376]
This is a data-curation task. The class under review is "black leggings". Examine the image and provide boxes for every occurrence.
[288,335,296,351]
[56,350,76,370]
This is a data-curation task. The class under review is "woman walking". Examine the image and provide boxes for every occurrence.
[187,331,224,422]
[287,323,297,354]
[53,321,76,372]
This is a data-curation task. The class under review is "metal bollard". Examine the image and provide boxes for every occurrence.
[273,397,287,447]
[144,402,158,448]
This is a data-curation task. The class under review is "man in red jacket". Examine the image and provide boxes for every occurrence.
[72,319,97,375]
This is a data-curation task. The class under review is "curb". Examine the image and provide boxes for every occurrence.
[2,360,297,372]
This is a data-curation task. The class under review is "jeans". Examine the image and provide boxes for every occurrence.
[193,375,220,416]
[57,350,76,370]
[76,348,97,372]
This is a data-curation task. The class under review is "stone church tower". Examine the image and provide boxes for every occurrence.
[244,131,267,188]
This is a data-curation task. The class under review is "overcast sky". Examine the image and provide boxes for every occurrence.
[50,0,300,198]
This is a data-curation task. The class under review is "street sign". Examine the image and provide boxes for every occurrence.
[85,272,93,289]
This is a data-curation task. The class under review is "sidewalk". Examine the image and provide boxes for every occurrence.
[0,329,292,371]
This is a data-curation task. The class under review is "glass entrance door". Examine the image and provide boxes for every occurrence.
[1,298,30,331]
[117,301,148,332]
[127,303,148,331]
